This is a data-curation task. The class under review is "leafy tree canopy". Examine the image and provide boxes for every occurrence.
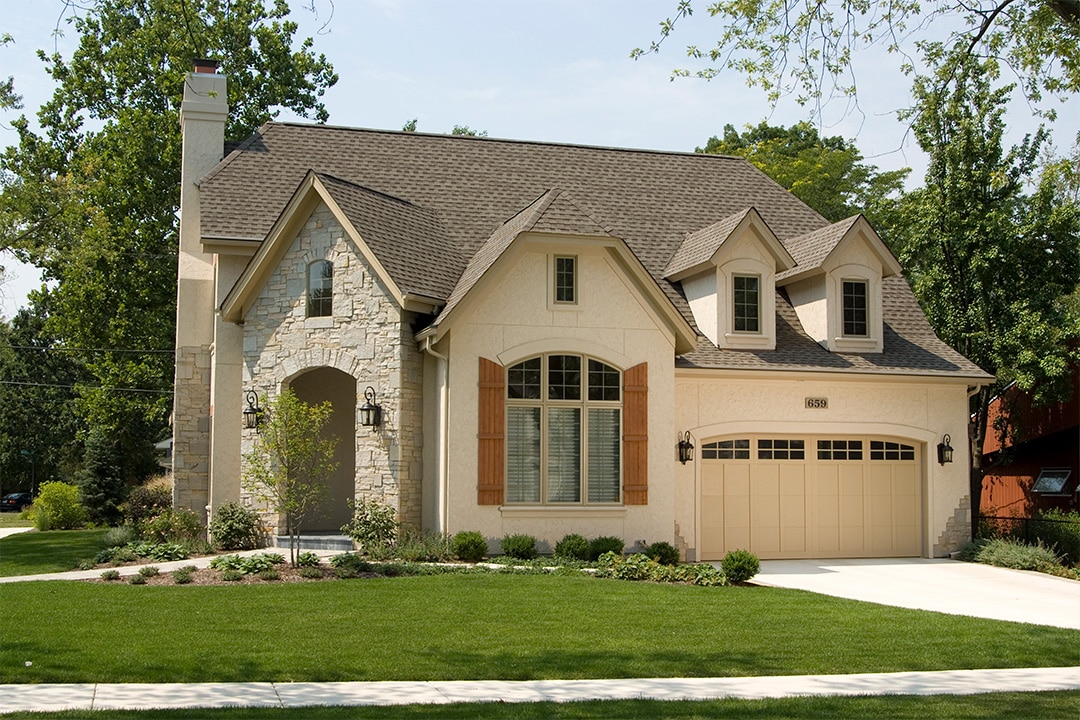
[699,121,909,222]
[633,0,1080,117]
[0,0,337,478]
[886,57,1080,526]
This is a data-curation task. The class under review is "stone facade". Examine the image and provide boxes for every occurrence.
[935,495,972,557]
[238,203,424,528]
[172,346,211,516]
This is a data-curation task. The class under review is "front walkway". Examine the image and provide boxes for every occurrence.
[2,668,1079,713]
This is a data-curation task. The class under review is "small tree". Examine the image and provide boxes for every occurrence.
[242,389,337,565]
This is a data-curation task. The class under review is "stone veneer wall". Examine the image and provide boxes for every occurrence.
[172,346,211,519]
[934,495,972,557]
[238,203,424,528]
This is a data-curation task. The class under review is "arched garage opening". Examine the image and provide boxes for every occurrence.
[288,367,356,532]
[699,434,923,560]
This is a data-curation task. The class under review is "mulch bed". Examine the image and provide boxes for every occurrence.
[90,564,345,586]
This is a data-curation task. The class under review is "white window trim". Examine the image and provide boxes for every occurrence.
[718,260,776,350]
[731,272,763,335]
[827,266,883,353]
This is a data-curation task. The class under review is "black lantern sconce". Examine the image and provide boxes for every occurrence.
[243,390,263,430]
[359,386,382,430]
[677,431,695,465]
[937,434,954,465]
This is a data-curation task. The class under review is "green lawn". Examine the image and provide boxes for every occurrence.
[0,528,108,576]
[3,691,1080,719]
[2,573,1078,684]
[0,512,34,528]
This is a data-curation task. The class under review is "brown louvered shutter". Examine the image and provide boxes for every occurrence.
[477,357,505,505]
[622,362,648,505]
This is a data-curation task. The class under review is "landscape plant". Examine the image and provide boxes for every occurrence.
[721,549,761,584]
[644,541,681,565]
[102,525,136,548]
[340,496,398,555]
[121,484,172,527]
[139,507,205,547]
[500,533,538,560]
[554,533,590,561]
[451,530,488,562]
[29,481,87,531]
[209,500,263,551]
[1027,510,1080,566]
[244,389,338,565]
[966,537,1062,571]
[588,535,624,560]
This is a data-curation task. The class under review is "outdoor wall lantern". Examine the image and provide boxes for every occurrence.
[243,390,263,430]
[677,431,695,465]
[359,386,382,430]
[937,434,954,465]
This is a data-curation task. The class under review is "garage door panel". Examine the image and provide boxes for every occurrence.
[699,435,921,560]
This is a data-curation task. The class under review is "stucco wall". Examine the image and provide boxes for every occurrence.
[673,372,973,559]
[439,238,679,552]
[237,203,423,529]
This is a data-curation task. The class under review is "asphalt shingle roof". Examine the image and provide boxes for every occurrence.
[201,123,987,379]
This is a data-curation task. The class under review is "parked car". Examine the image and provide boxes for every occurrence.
[1,493,32,512]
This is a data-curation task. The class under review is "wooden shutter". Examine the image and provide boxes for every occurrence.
[622,362,648,505]
[477,357,505,505]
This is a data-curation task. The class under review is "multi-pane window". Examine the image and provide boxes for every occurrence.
[307,260,333,317]
[758,439,805,460]
[870,441,915,461]
[842,280,868,337]
[733,275,760,333]
[555,256,576,304]
[701,439,751,460]
[817,440,864,460]
[506,354,621,504]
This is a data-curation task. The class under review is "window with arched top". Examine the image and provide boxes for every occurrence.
[505,354,622,504]
[307,260,333,317]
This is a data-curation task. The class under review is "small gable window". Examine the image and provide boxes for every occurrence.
[307,260,333,317]
[842,280,868,337]
[733,274,761,333]
[555,256,576,304]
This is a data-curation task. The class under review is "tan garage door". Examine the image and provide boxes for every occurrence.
[700,437,921,560]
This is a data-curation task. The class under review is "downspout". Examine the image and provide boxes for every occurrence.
[422,335,450,533]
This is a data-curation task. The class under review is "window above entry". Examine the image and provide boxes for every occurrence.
[307,260,333,318]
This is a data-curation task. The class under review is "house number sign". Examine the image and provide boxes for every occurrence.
[805,397,829,409]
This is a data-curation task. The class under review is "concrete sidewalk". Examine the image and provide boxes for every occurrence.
[1,667,1079,713]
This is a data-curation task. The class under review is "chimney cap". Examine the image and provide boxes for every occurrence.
[192,58,220,74]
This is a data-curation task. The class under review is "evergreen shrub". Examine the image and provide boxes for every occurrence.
[500,533,537,559]
[451,530,488,562]
[554,533,590,561]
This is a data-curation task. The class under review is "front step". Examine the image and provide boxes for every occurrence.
[273,534,354,552]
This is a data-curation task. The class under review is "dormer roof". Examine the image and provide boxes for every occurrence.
[664,207,796,281]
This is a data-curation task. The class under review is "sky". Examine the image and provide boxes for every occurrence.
[0,0,1074,319]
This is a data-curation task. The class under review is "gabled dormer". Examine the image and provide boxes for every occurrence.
[778,215,902,353]
[665,208,795,350]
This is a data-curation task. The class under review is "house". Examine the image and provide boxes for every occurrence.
[980,362,1079,518]
[172,63,990,561]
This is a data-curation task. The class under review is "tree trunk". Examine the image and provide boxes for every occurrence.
[969,386,992,540]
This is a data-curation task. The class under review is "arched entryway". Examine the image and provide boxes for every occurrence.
[288,367,356,531]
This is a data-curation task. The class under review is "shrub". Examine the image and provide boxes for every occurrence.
[139,565,160,577]
[451,531,489,562]
[75,427,127,525]
[330,552,373,577]
[210,552,285,574]
[172,572,193,585]
[295,551,321,568]
[125,541,189,562]
[644,541,680,566]
[108,547,137,565]
[554,533,590,561]
[974,537,1061,571]
[103,525,137,549]
[76,558,96,570]
[341,497,398,555]
[1030,510,1080,567]
[721,549,760,584]
[594,552,726,587]
[209,502,263,551]
[257,569,281,581]
[588,535,624,561]
[298,566,324,579]
[129,574,147,585]
[141,508,205,545]
[32,481,87,531]
[221,569,244,582]
[500,534,537,560]
[122,484,172,527]
[395,529,454,562]
[100,569,121,581]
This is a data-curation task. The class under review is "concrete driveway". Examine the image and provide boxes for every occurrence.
[754,558,1080,630]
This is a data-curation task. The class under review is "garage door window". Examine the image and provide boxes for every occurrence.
[817,440,863,460]
[870,441,915,461]
[758,439,805,460]
[701,439,750,459]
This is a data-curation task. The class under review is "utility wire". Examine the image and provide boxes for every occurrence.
[0,380,172,395]
[5,345,175,354]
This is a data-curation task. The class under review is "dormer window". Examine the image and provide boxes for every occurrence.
[733,274,761,333]
[307,260,333,317]
[842,280,868,337]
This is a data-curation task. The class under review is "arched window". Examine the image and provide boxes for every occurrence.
[307,260,333,317]
[505,354,621,504]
